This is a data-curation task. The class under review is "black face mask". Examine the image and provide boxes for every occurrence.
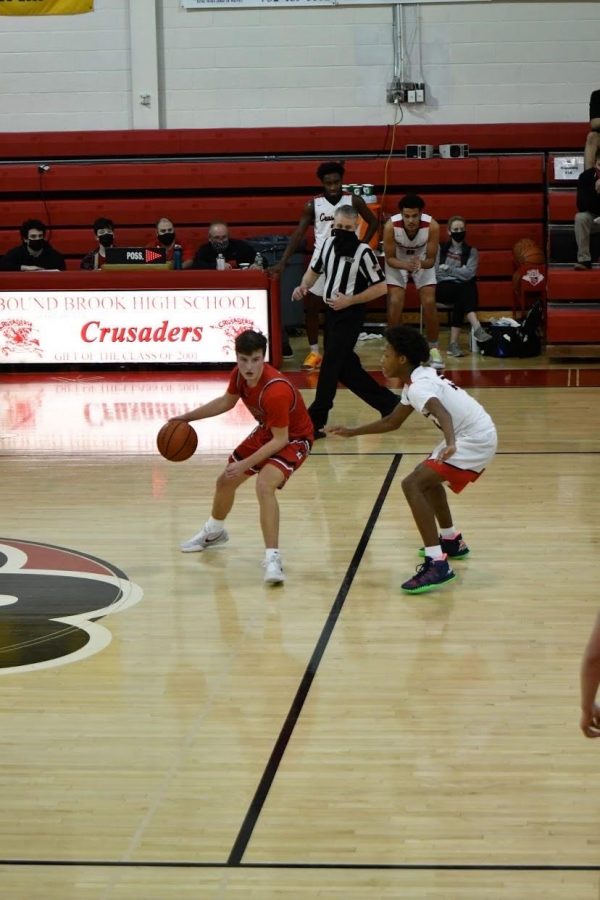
[98,233,114,248]
[27,239,45,253]
[158,231,175,247]
[451,230,466,243]
[210,238,229,253]
[332,228,360,256]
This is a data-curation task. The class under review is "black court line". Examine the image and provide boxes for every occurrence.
[227,453,403,866]
[1,859,600,871]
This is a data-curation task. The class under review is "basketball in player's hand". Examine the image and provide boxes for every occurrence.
[156,420,198,462]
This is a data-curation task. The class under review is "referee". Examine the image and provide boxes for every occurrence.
[292,205,398,437]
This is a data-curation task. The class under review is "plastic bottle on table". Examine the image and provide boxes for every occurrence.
[216,253,225,271]
[253,252,263,269]
[172,244,183,270]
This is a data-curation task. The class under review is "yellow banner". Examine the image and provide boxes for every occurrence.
[0,0,93,15]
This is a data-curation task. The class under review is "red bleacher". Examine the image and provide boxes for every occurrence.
[2,122,597,351]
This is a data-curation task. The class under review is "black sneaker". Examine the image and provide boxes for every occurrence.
[418,533,470,559]
[282,343,294,360]
[574,261,592,270]
[401,556,456,594]
[313,429,327,440]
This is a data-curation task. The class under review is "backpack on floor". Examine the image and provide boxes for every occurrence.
[476,301,543,358]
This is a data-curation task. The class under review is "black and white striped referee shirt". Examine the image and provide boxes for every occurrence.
[311,237,385,306]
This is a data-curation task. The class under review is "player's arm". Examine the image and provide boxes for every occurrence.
[421,219,440,269]
[383,219,406,270]
[423,396,456,459]
[268,201,315,275]
[173,392,239,423]
[352,194,378,244]
[581,611,600,737]
[327,401,413,437]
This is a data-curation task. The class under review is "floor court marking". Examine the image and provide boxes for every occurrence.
[1,860,600,872]
[227,454,402,866]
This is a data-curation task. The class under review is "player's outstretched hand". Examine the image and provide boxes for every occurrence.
[581,704,600,738]
[325,424,354,438]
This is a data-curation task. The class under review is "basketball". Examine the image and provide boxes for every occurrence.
[512,238,545,266]
[156,420,198,462]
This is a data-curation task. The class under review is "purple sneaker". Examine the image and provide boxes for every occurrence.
[401,556,456,594]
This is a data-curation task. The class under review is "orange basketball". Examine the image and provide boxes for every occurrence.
[156,420,198,462]
[513,238,545,266]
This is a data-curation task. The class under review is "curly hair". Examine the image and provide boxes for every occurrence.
[316,160,345,181]
[384,326,430,367]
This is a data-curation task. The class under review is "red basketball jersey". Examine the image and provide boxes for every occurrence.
[227,363,313,440]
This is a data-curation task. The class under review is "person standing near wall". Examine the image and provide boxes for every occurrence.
[269,161,378,370]
[383,194,443,370]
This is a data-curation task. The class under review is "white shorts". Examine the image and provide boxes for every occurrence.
[385,263,437,291]
[425,426,497,493]
[431,427,497,472]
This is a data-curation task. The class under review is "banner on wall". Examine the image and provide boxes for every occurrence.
[0,288,270,365]
[0,0,93,15]
[182,0,487,7]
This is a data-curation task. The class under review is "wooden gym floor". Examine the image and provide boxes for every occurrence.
[1,336,600,899]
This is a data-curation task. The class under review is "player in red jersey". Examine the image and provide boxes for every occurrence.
[172,330,313,585]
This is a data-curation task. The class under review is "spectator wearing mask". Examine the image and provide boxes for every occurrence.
[435,216,492,357]
[574,146,600,270]
[0,219,66,272]
[80,217,116,270]
[155,217,193,269]
[191,221,257,270]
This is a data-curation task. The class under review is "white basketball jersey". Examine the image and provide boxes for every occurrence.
[391,212,432,261]
[313,192,353,250]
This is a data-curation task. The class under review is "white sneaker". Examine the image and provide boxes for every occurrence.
[429,347,445,370]
[180,525,229,553]
[263,555,285,584]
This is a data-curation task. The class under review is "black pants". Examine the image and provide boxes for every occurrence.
[308,305,398,431]
[436,279,479,327]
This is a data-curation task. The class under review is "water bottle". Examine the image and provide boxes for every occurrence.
[253,252,263,269]
[172,244,182,270]
[216,253,225,271]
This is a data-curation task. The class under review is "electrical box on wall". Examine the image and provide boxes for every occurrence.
[439,143,469,158]
[387,80,426,105]
[406,144,434,159]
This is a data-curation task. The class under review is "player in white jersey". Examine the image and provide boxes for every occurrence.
[327,325,497,595]
[269,161,378,370]
[383,194,443,370]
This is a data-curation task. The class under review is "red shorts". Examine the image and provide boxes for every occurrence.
[424,458,483,494]
[230,427,312,486]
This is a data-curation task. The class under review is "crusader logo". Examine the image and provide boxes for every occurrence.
[0,539,143,674]
[211,317,256,355]
[0,319,42,358]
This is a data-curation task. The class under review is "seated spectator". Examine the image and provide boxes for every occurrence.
[435,216,491,357]
[191,221,257,270]
[154,217,193,269]
[574,147,600,270]
[0,219,65,272]
[80,217,116,270]
[584,89,600,171]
